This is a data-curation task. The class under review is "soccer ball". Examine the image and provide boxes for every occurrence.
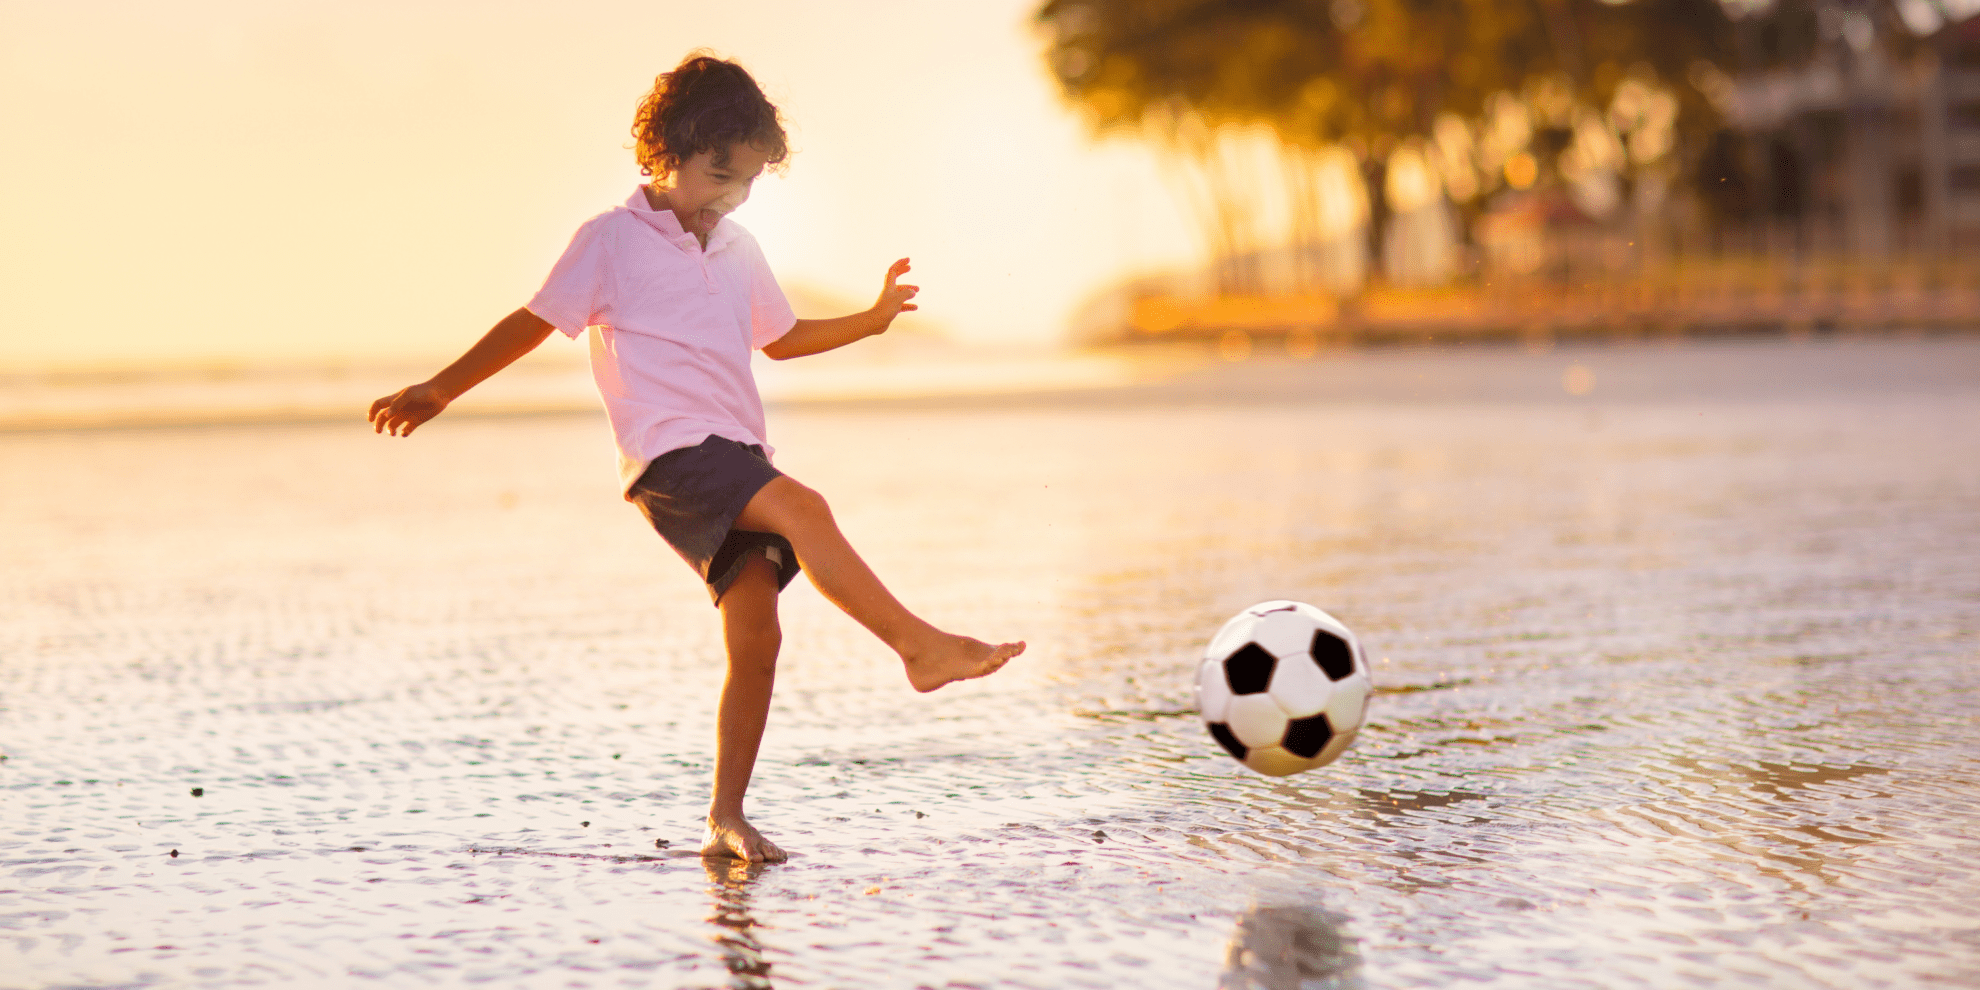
[1196,601,1372,777]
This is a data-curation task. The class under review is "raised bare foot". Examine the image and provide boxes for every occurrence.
[904,634,1025,693]
[702,815,787,863]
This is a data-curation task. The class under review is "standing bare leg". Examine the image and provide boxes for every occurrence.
[732,477,1023,692]
[702,554,788,863]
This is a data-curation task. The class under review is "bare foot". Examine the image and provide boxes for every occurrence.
[702,815,787,863]
[904,635,1025,693]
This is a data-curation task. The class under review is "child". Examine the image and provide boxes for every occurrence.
[367,53,1023,864]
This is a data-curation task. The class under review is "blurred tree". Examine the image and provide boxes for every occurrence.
[1037,0,1739,291]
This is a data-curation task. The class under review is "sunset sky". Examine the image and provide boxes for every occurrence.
[0,0,1196,369]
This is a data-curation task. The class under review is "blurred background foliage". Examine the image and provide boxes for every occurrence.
[1036,0,1736,293]
[1034,0,1980,309]
[1036,0,1730,149]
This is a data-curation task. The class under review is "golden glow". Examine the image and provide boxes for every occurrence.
[1284,327,1319,360]
[0,0,1198,370]
[1218,329,1252,362]
[1504,152,1540,190]
[1384,144,1441,214]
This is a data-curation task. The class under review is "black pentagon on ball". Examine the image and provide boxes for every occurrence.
[1223,642,1277,694]
[1282,713,1335,759]
[1310,629,1356,681]
[1207,722,1248,760]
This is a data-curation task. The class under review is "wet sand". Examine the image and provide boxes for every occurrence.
[4,337,1979,988]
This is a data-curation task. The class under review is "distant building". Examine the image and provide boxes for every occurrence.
[1722,6,1980,255]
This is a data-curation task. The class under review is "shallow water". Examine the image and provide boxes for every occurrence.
[4,338,1980,989]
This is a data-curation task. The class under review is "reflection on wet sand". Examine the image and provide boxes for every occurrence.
[1220,903,1364,990]
[704,858,775,989]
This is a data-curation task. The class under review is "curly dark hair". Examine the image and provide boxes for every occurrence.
[632,52,789,179]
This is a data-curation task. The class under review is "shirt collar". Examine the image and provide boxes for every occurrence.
[624,186,736,253]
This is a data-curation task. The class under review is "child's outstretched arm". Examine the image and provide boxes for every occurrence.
[761,258,918,360]
[368,307,555,436]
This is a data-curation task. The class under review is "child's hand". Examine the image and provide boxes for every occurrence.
[369,382,451,437]
[870,257,919,330]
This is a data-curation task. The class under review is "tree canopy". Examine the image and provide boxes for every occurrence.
[1035,0,1738,159]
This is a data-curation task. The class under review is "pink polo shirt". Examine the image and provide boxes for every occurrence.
[527,188,797,491]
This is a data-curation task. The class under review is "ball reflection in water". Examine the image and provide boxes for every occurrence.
[1218,903,1363,990]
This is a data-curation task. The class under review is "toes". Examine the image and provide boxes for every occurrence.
[968,642,1023,679]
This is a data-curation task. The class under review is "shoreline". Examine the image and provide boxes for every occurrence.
[3,331,1975,432]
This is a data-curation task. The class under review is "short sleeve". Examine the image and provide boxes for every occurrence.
[526,218,614,339]
[742,235,797,350]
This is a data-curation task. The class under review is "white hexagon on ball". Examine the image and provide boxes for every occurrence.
[1265,650,1333,718]
[1313,729,1357,767]
[1196,658,1233,723]
[1203,611,1260,662]
[1224,693,1290,750]
[1243,745,1313,778]
[1249,608,1317,659]
[1290,601,1353,636]
[1323,675,1369,735]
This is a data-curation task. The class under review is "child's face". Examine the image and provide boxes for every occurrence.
[657,142,774,232]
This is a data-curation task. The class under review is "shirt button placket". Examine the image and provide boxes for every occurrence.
[688,236,718,293]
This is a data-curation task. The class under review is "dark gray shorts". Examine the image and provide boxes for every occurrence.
[626,435,801,605]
